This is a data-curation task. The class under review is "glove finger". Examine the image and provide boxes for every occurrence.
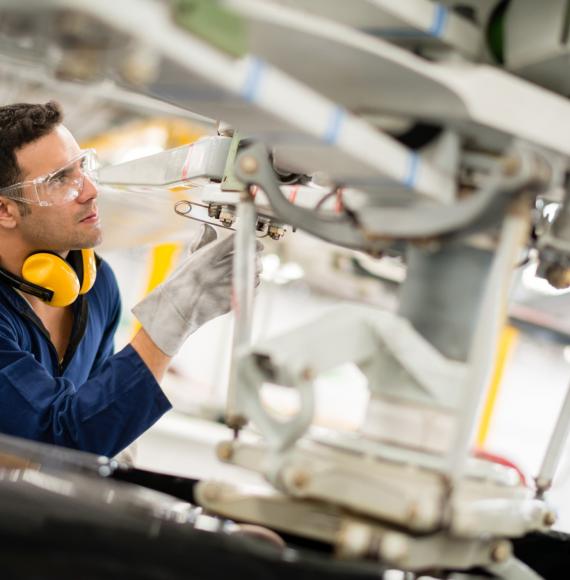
[190,224,218,253]
[213,255,235,271]
[209,233,237,262]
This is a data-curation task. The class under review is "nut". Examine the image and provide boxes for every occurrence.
[219,207,235,228]
[268,224,286,241]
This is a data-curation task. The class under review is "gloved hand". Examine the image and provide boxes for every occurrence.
[132,224,262,356]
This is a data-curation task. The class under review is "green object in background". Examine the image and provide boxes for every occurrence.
[221,131,246,192]
[487,0,510,64]
[173,0,248,57]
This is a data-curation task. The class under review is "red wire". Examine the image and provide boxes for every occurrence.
[473,448,528,486]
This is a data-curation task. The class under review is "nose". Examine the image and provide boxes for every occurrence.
[76,173,98,203]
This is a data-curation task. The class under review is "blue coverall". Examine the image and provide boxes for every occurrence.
[0,258,172,456]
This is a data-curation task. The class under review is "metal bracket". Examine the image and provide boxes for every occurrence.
[234,143,551,250]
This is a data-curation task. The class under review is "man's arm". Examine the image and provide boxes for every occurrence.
[131,224,262,358]
[0,324,171,457]
[130,328,171,382]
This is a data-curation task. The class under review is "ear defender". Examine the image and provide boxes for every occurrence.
[20,249,96,307]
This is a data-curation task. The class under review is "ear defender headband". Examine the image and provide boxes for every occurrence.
[0,249,97,307]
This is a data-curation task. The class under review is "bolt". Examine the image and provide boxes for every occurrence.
[217,441,234,462]
[543,511,557,527]
[98,465,112,477]
[490,540,512,563]
[208,204,222,219]
[240,156,259,175]
[256,217,270,233]
[535,476,551,494]
[219,207,235,228]
[300,367,315,382]
[337,522,371,559]
[379,533,409,564]
[217,121,234,137]
[291,469,310,491]
[268,224,286,241]
[226,413,247,432]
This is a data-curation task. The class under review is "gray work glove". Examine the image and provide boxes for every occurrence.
[132,224,262,356]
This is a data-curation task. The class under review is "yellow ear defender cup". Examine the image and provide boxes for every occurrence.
[21,249,96,308]
[79,248,97,296]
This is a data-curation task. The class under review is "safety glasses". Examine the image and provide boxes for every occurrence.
[0,149,99,206]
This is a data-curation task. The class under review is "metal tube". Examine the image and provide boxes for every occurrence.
[535,380,570,496]
[226,191,257,433]
[446,202,530,483]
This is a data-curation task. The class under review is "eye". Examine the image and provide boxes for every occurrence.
[49,174,67,185]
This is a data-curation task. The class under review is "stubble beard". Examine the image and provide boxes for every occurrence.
[20,212,103,252]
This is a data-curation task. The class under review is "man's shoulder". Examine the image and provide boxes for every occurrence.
[95,255,115,281]
[91,255,120,301]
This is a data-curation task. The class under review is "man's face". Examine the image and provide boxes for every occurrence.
[13,125,101,252]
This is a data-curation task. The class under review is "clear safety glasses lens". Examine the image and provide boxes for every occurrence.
[0,149,99,206]
[34,150,99,206]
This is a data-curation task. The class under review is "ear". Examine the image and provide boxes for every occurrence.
[0,198,21,229]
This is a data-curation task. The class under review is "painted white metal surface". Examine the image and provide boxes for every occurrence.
[226,0,570,158]
[9,0,454,201]
[261,0,482,58]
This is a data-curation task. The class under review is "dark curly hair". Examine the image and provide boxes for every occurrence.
[0,101,63,190]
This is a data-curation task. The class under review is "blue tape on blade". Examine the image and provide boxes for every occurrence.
[403,153,420,189]
[241,58,265,103]
[429,4,448,38]
[323,107,346,145]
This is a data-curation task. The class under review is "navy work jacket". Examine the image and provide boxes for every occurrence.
[0,259,171,457]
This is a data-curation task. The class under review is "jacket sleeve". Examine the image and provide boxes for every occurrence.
[0,320,172,457]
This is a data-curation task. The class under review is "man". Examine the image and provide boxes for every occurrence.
[0,101,255,457]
